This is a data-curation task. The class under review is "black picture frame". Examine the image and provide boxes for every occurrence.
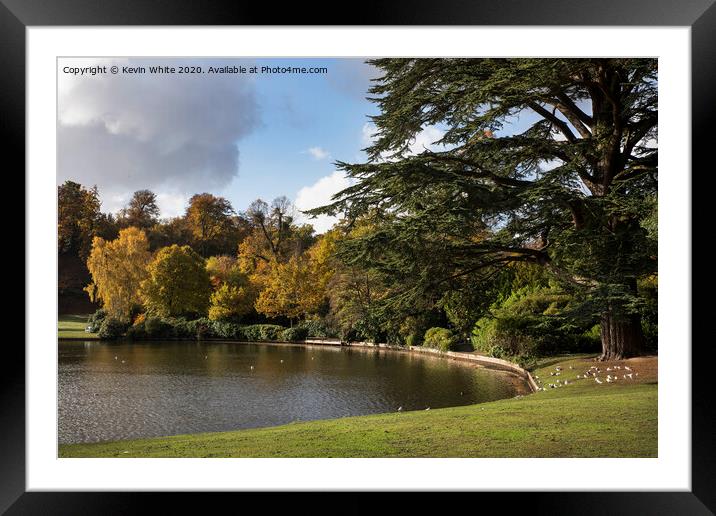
[4,0,712,512]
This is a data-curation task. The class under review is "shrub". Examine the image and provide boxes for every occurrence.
[241,325,262,341]
[471,286,600,358]
[399,318,420,347]
[280,326,309,341]
[189,317,212,340]
[398,313,443,347]
[339,327,362,343]
[297,319,335,338]
[352,318,383,343]
[124,316,212,340]
[258,324,284,341]
[582,324,601,343]
[210,320,245,340]
[125,322,146,340]
[423,327,458,352]
[405,333,420,347]
[86,309,107,333]
[165,317,194,339]
[486,344,509,359]
[235,324,284,341]
[97,318,127,339]
[143,316,171,338]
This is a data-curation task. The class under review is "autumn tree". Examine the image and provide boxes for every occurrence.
[117,190,160,229]
[245,197,292,260]
[252,225,335,323]
[147,216,193,250]
[185,193,237,256]
[206,255,255,321]
[206,255,245,286]
[58,180,102,260]
[140,244,211,317]
[85,227,152,321]
[240,197,315,267]
[238,197,315,309]
[304,229,340,313]
[312,58,657,360]
[254,257,314,322]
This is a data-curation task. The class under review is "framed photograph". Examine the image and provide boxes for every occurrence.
[6,0,713,511]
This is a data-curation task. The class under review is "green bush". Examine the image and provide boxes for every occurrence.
[582,324,601,344]
[399,316,426,347]
[423,327,458,352]
[297,319,335,338]
[339,327,362,343]
[405,333,421,347]
[210,320,245,340]
[280,326,309,341]
[259,324,285,341]
[485,344,509,359]
[125,322,147,340]
[86,309,107,333]
[97,318,127,339]
[471,286,600,358]
[241,324,285,341]
[125,316,213,340]
[143,316,172,338]
[189,317,212,340]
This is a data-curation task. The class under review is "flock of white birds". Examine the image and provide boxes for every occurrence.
[533,363,639,391]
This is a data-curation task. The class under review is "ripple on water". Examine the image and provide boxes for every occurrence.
[58,341,523,444]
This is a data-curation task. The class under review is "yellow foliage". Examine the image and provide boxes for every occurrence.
[254,231,340,321]
[206,254,255,321]
[206,255,245,287]
[208,283,255,321]
[85,227,151,322]
[140,245,211,317]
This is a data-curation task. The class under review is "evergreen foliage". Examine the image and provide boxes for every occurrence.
[310,58,657,360]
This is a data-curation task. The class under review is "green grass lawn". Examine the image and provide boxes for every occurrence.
[58,314,98,340]
[59,355,657,458]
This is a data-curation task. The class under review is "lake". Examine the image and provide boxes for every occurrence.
[58,340,527,444]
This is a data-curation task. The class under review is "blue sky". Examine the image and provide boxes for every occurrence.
[226,58,379,212]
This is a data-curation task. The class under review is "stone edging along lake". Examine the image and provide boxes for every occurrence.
[300,338,540,393]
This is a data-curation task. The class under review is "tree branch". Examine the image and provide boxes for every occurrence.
[423,152,534,188]
[527,101,577,143]
[555,92,593,127]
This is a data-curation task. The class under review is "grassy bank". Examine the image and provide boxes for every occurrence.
[59,355,657,458]
[58,314,98,340]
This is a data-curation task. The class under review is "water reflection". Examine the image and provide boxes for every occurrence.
[58,340,525,444]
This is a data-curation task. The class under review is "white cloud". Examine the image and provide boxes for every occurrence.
[156,192,190,219]
[407,126,445,155]
[294,171,354,234]
[362,122,377,147]
[57,57,260,216]
[304,146,330,160]
[101,192,132,215]
[97,190,188,219]
[361,122,445,158]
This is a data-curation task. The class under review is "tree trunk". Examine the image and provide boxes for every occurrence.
[599,307,644,360]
